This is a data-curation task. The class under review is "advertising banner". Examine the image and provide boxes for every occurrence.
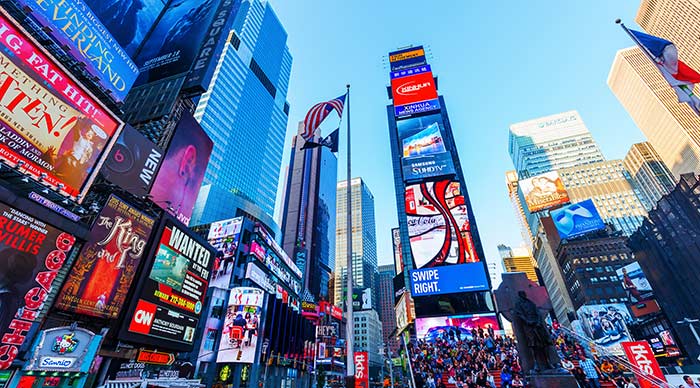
[404,180,480,269]
[101,125,163,197]
[217,287,265,364]
[621,341,667,388]
[390,65,431,80]
[0,203,76,369]
[551,199,605,239]
[245,262,275,294]
[55,195,155,318]
[123,219,214,351]
[392,71,439,117]
[648,330,681,358]
[352,288,372,311]
[354,351,369,388]
[25,326,100,372]
[18,0,139,101]
[520,171,570,213]
[396,113,454,181]
[388,46,426,71]
[0,13,122,200]
[577,304,633,356]
[410,262,489,297]
[616,261,654,305]
[149,112,213,225]
[208,217,243,289]
[415,313,500,343]
[392,227,403,274]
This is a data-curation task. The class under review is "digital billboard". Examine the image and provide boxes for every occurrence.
[122,219,215,351]
[397,113,455,181]
[18,0,139,101]
[577,303,633,356]
[551,199,605,239]
[391,70,439,117]
[391,227,403,274]
[415,313,500,343]
[217,287,265,364]
[410,262,489,297]
[520,171,570,213]
[149,112,213,225]
[616,261,660,318]
[648,330,681,358]
[404,180,480,269]
[55,195,155,318]
[0,13,122,201]
[101,125,163,197]
[388,46,426,71]
[0,203,76,369]
[207,217,243,289]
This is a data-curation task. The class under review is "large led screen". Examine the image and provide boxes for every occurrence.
[616,261,660,318]
[217,287,265,364]
[520,171,570,213]
[207,217,243,289]
[397,113,455,182]
[410,263,489,297]
[404,180,479,269]
[0,203,76,369]
[101,125,163,197]
[55,195,155,318]
[415,313,499,343]
[392,70,439,117]
[0,13,122,201]
[577,303,633,356]
[550,199,605,239]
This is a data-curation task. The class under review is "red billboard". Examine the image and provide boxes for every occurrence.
[621,341,667,388]
[0,12,121,201]
[354,351,369,388]
[391,71,438,107]
[54,195,155,318]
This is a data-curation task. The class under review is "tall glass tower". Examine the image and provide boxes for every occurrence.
[191,0,292,225]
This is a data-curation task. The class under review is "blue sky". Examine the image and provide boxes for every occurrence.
[269,1,645,268]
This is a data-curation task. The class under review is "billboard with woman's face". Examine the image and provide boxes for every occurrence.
[520,171,570,213]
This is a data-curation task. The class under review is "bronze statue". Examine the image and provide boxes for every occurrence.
[511,290,554,372]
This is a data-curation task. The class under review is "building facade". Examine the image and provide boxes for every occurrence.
[377,264,398,353]
[506,170,535,249]
[498,244,538,284]
[624,142,677,211]
[353,309,384,379]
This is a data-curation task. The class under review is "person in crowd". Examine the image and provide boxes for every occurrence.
[572,366,588,388]
[511,375,524,388]
[599,358,614,380]
[579,354,601,388]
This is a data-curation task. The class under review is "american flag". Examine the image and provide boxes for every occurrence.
[302,94,346,141]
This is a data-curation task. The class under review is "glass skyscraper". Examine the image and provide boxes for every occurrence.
[191,0,292,226]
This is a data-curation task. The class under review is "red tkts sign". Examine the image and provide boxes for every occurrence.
[621,341,667,388]
[391,71,437,107]
[354,351,369,388]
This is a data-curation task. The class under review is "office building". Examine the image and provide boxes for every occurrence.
[636,0,700,70]
[354,309,384,378]
[498,244,538,284]
[558,160,647,236]
[487,259,501,288]
[192,0,292,224]
[377,264,398,353]
[334,178,378,307]
[506,170,535,249]
[624,142,677,210]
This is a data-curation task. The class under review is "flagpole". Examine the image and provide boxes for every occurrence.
[615,19,659,64]
[344,83,355,386]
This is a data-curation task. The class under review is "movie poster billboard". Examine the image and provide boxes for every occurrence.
[577,304,633,356]
[17,0,139,101]
[101,125,163,197]
[0,13,122,201]
[217,287,265,364]
[122,219,215,351]
[551,199,605,240]
[392,69,440,118]
[520,171,570,213]
[149,112,213,225]
[397,113,454,181]
[0,203,77,369]
[55,195,155,318]
[415,313,500,343]
[404,180,479,268]
[208,217,243,289]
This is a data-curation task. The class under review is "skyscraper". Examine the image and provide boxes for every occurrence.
[192,0,292,225]
[506,170,535,249]
[624,142,677,210]
[636,0,700,70]
[498,244,538,284]
[377,264,398,353]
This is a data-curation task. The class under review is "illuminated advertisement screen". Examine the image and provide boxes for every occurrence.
[0,13,122,201]
[207,217,243,289]
[404,180,479,269]
[397,113,455,181]
[55,195,155,318]
[391,70,439,117]
[616,261,660,318]
[392,227,403,274]
[217,287,265,364]
[0,203,76,369]
[550,199,605,239]
[122,219,214,351]
[388,46,426,71]
[577,303,633,356]
[101,125,163,197]
[520,171,570,213]
[415,313,500,343]
[410,263,489,297]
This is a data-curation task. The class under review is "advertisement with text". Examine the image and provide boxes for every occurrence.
[101,125,163,197]
[397,113,454,181]
[388,46,426,71]
[354,351,369,388]
[621,341,667,388]
[415,314,500,343]
[392,70,439,117]
[208,217,243,289]
[217,287,265,364]
[410,262,489,297]
[551,199,606,240]
[520,171,570,213]
[577,304,633,356]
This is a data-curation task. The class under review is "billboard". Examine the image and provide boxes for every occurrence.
[647,330,681,358]
[621,341,667,388]
[392,71,439,117]
[616,261,654,305]
[217,287,265,364]
[520,171,570,213]
[0,13,122,201]
[388,46,426,71]
[122,219,215,351]
[415,313,500,343]
[0,203,76,369]
[101,125,163,197]
[18,0,139,101]
[396,113,454,181]
[392,227,403,274]
[352,288,372,311]
[55,195,155,318]
[149,112,213,225]
[410,262,489,297]
[354,352,369,388]
[550,199,605,239]
[404,180,480,268]
[208,217,243,289]
[577,303,633,356]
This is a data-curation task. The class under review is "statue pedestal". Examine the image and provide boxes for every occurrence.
[528,373,578,388]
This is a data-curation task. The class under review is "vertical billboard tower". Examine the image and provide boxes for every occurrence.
[386,46,497,341]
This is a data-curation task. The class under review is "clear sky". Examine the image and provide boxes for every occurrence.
[269,1,646,270]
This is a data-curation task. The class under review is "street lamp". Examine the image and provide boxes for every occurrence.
[677,318,700,361]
